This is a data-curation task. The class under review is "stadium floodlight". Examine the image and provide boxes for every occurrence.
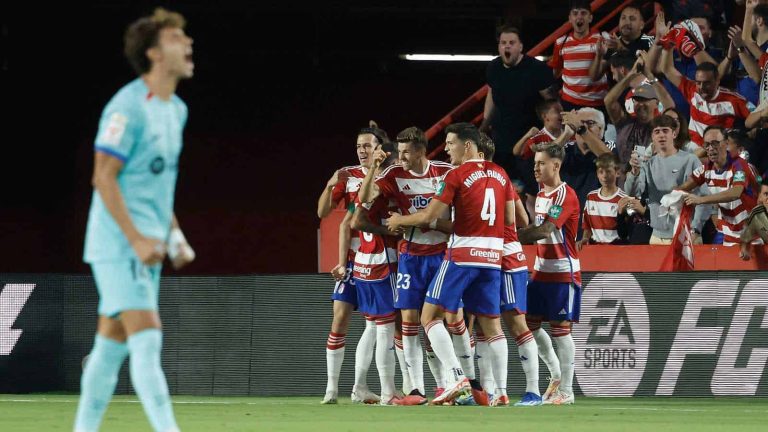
[400,54,497,61]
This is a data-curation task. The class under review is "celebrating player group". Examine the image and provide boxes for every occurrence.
[317,121,582,407]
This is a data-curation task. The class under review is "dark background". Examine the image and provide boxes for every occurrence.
[1,1,586,275]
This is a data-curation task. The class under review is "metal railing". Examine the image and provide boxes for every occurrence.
[426,0,660,159]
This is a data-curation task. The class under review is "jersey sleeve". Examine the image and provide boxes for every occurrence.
[521,136,536,159]
[730,161,748,187]
[582,206,592,231]
[506,176,518,202]
[375,173,397,199]
[544,188,579,229]
[760,53,768,70]
[735,97,750,119]
[690,164,706,185]
[548,38,564,71]
[677,76,697,101]
[331,178,346,205]
[94,96,140,162]
[435,170,459,205]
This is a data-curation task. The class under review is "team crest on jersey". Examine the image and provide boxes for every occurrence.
[548,204,563,219]
[149,156,165,174]
[733,171,745,183]
[436,181,446,196]
[100,112,128,147]
[547,205,563,219]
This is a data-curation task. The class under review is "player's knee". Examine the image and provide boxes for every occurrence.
[504,313,528,337]
[526,315,543,331]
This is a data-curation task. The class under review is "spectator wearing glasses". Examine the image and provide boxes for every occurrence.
[677,127,761,246]
[555,107,617,236]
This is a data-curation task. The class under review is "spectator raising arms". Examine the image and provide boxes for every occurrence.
[549,0,609,112]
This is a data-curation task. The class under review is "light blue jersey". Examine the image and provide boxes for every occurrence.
[84,78,187,262]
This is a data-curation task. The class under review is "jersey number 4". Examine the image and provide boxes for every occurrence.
[480,188,496,226]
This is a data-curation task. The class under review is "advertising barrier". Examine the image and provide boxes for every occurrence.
[1,273,766,396]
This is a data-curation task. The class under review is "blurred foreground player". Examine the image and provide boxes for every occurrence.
[76,8,195,432]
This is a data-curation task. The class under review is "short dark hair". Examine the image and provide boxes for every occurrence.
[762,176,768,188]
[380,141,398,168]
[695,61,719,79]
[496,24,521,41]
[609,50,636,70]
[124,8,187,75]
[396,127,428,150]
[532,142,565,161]
[445,122,481,149]
[478,132,496,161]
[702,125,726,140]
[726,128,751,149]
[662,107,690,149]
[754,5,768,23]
[535,99,561,121]
[621,5,644,19]
[650,114,679,130]
[570,0,592,12]
[595,152,620,170]
[358,120,389,146]
[691,14,712,27]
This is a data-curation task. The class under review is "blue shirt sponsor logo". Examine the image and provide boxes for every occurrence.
[409,195,431,209]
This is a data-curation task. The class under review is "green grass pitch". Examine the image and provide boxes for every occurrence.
[0,395,766,431]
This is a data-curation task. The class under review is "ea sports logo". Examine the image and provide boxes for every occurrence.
[409,195,431,210]
[573,273,649,396]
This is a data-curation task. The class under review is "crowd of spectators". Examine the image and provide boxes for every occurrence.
[481,0,766,246]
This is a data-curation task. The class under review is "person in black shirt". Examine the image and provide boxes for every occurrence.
[590,5,655,81]
[481,25,555,181]
[554,108,619,238]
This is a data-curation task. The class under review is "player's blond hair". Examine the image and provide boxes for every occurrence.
[124,8,187,75]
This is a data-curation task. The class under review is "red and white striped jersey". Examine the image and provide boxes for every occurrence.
[521,128,558,160]
[549,31,609,107]
[502,189,527,273]
[375,160,454,256]
[331,165,368,258]
[532,182,581,285]
[434,159,514,269]
[677,77,750,146]
[352,197,398,281]
[582,188,628,244]
[690,157,759,246]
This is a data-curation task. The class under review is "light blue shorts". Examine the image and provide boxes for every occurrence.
[90,260,162,318]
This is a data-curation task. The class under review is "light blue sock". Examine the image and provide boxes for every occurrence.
[128,329,178,432]
[74,335,129,432]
